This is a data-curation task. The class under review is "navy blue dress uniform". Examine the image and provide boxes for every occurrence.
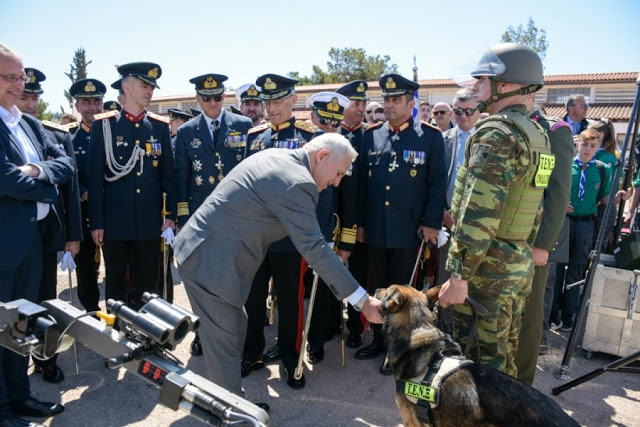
[242,74,326,388]
[356,74,447,364]
[0,105,73,421]
[69,78,107,313]
[87,62,177,310]
[336,80,369,346]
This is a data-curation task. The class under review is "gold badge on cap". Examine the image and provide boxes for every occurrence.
[204,76,217,89]
[85,81,96,92]
[247,85,259,97]
[148,67,159,78]
[327,97,340,112]
[357,82,365,92]
[27,70,36,83]
[386,77,396,90]
[263,78,276,90]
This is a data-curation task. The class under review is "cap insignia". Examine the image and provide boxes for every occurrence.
[263,78,276,90]
[385,77,396,90]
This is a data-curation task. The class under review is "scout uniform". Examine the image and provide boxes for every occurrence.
[87,62,176,310]
[69,78,108,313]
[356,74,447,368]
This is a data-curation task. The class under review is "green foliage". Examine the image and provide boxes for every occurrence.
[501,17,549,60]
[290,47,399,85]
[63,47,92,108]
[37,99,55,121]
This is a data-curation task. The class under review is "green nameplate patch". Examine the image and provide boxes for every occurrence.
[534,153,555,188]
[404,381,437,403]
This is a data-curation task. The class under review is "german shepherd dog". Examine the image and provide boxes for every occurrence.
[376,285,579,427]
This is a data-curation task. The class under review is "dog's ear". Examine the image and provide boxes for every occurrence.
[374,288,387,300]
[423,285,441,311]
[383,288,407,313]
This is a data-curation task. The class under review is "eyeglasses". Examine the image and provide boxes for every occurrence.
[453,107,478,117]
[201,94,223,103]
[0,74,28,84]
[432,110,448,116]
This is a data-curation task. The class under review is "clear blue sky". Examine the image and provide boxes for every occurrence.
[2,0,639,114]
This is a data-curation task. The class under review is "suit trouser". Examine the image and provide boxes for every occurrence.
[515,263,552,384]
[102,239,160,310]
[243,251,304,369]
[346,242,368,336]
[75,225,101,312]
[0,230,42,418]
[367,246,417,342]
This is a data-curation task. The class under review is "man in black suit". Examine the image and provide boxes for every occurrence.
[0,43,71,427]
[564,94,590,135]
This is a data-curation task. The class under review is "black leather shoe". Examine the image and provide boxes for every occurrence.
[33,363,64,384]
[241,358,265,377]
[284,367,305,390]
[0,416,45,427]
[354,340,385,360]
[190,334,203,356]
[263,344,280,362]
[346,333,363,348]
[254,402,270,413]
[10,397,64,418]
[380,358,393,376]
[307,344,324,364]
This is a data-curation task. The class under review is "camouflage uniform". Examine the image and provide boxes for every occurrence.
[446,104,552,376]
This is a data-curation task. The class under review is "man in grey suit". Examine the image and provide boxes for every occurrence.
[174,133,383,397]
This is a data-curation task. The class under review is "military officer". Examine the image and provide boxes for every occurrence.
[336,80,369,348]
[167,107,192,138]
[87,62,176,311]
[236,84,265,127]
[68,78,107,315]
[103,100,122,112]
[357,74,447,375]
[17,68,82,384]
[242,74,322,389]
[440,43,552,377]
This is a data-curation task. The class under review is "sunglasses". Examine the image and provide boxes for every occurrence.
[201,94,223,102]
[432,110,449,116]
[453,107,478,117]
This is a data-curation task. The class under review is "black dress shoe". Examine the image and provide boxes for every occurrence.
[241,358,265,377]
[346,333,363,348]
[283,367,305,390]
[33,363,64,384]
[190,334,203,356]
[10,397,64,418]
[354,340,386,360]
[0,416,45,427]
[263,344,280,362]
[254,402,270,413]
[307,344,324,364]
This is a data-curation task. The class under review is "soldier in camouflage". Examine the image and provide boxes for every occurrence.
[439,43,553,376]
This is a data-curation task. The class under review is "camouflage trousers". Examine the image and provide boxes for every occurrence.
[453,272,533,377]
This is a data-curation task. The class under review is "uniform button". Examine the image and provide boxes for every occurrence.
[30,217,36,222]
[135,123,140,128]
[136,189,141,194]
[385,201,390,206]
[119,156,123,160]
[386,185,391,190]
[137,172,141,176]
[135,140,140,144]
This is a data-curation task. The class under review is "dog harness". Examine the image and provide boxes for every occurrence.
[396,344,473,426]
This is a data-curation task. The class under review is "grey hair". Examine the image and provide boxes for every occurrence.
[566,93,586,110]
[0,43,22,63]
[453,87,476,104]
[304,133,358,163]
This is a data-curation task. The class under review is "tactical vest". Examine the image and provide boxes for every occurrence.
[453,109,554,241]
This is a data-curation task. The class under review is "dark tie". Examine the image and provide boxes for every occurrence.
[211,120,220,145]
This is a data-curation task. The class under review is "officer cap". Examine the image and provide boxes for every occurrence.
[116,62,162,88]
[470,43,543,90]
[229,105,243,115]
[307,92,350,124]
[336,80,369,101]
[103,101,121,112]
[190,107,202,117]
[235,84,262,103]
[168,108,193,121]
[111,79,122,91]
[379,73,419,97]
[23,68,46,94]
[189,74,228,96]
[256,74,298,101]
[70,78,107,99]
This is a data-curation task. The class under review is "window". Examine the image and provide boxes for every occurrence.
[547,88,590,104]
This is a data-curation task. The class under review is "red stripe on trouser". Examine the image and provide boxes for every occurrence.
[296,258,309,352]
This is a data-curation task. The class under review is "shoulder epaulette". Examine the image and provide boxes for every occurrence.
[93,110,119,121]
[65,122,79,131]
[294,120,317,134]
[248,123,270,135]
[421,120,440,132]
[364,121,384,132]
[41,120,68,133]
[550,119,571,133]
[147,111,170,124]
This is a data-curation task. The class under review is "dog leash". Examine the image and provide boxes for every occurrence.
[464,295,488,360]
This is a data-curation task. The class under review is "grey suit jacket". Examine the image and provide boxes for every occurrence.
[174,147,359,308]
[442,127,458,207]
